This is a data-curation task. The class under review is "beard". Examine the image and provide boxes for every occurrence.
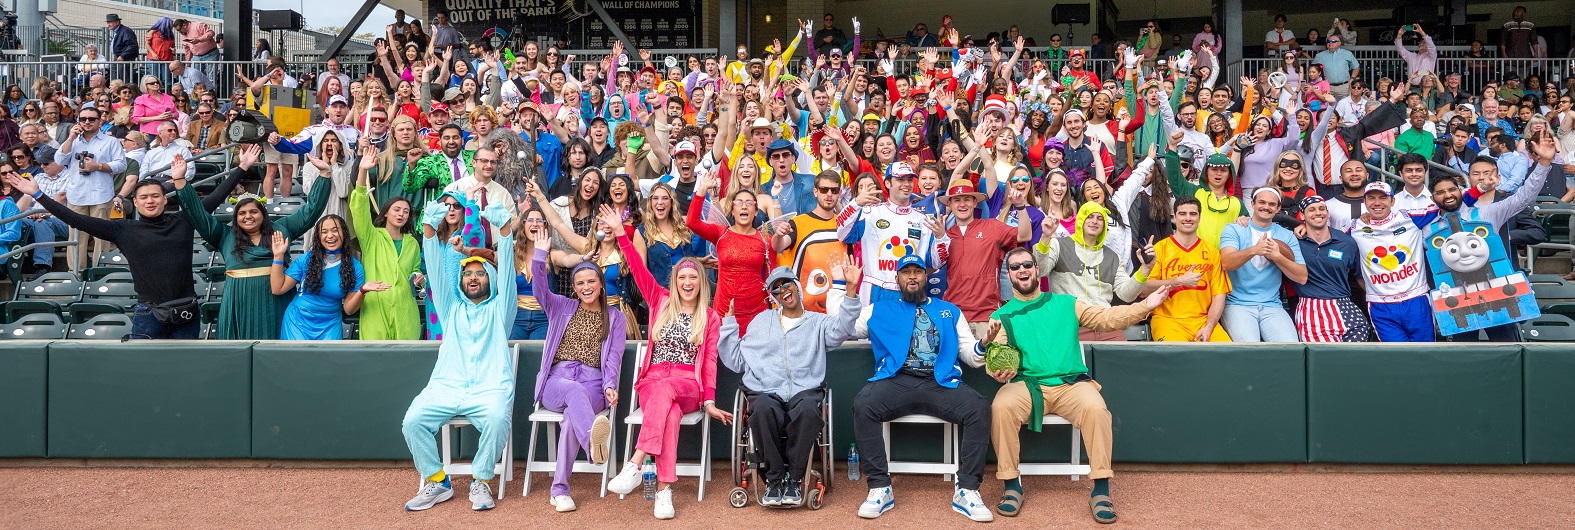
[899,284,926,304]
[1011,276,1039,296]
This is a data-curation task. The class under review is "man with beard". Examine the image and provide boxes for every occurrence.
[837,162,948,302]
[1415,144,1555,341]
[988,247,1172,522]
[1318,160,1370,232]
[718,262,861,506]
[404,125,473,219]
[640,140,701,213]
[1291,196,1371,342]
[773,172,849,313]
[401,199,517,512]
[832,254,994,523]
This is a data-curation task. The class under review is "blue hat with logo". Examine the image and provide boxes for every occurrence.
[896,254,926,271]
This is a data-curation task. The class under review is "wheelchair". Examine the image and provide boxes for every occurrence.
[727,387,834,509]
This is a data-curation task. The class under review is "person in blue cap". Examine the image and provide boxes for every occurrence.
[763,138,815,216]
[830,253,994,523]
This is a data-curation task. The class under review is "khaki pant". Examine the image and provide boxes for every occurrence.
[990,380,1114,480]
[68,202,113,271]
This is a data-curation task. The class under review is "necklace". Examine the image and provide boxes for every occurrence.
[1205,192,1234,213]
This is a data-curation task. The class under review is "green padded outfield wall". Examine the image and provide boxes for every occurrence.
[0,342,49,457]
[1306,344,1523,464]
[1090,343,1307,463]
[252,342,440,459]
[1522,345,1575,464]
[47,341,253,458]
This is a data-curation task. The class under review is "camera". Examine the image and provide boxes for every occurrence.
[75,152,95,175]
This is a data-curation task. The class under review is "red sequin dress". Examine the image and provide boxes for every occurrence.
[686,194,771,333]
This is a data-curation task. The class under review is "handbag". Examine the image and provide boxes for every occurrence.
[151,296,199,325]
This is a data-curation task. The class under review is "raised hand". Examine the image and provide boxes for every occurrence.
[305,153,330,171]
[597,204,627,237]
[358,144,379,170]
[480,202,512,229]
[237,144,263,169]
[169,154,188,185]
[271,231,288,258]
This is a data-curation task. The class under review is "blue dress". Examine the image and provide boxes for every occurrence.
[509,266,550,340]
[280,254,366,340]
[635,225,706,289]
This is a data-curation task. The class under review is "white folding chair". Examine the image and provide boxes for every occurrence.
[434,344,520,498]
[522,404,616,497]
[621,343,713,501]
[1017,347,1094,481]
[882,415,959,482]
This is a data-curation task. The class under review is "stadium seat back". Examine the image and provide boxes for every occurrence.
[0,313,68,340]
[15,272,83,304]
[1521,314,1575,342]
[67,313,134,340]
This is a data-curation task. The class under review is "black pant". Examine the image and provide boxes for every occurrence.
[745,387,824,482]
[852,372,990,490]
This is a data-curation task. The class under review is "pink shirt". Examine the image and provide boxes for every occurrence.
[182,22,217,58]
[132,93,178,135]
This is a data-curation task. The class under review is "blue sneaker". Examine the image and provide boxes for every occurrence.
[405,477,454,511]
[858,486,894,518]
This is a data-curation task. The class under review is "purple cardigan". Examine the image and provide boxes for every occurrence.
[530,248,627,406]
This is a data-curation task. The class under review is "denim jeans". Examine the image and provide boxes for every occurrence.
[192,50,222,87]
[509,308,549,340]
[21,216,69,267]
[1220,304,1299,342]
[130,303,201,340]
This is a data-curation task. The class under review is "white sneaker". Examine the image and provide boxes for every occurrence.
[857,486,894,518]
[952,487,994,522]
[404,478,454,511]
[607,461,642,495]
[653,487,675,519]
[550,495,577,512]
[589,414,612,465]
[469,480,495,511]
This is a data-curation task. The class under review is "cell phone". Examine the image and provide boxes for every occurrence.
[1403,25,1415,32]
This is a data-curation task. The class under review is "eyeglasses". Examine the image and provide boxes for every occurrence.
[1278,160,1302,169]
[733,200,757,207]
[523,218,546,224]
[815,186,840,194]
[1007,261,1035,271]
[473,158,497,165]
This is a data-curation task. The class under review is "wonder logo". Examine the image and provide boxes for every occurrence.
[1367,244,1412,271]
[876,236,917,271]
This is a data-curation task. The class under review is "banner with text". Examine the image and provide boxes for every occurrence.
[440,0,700,49]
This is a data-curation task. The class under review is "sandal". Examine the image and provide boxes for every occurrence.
[996,488,1023,517]
[1089,494,1117,524]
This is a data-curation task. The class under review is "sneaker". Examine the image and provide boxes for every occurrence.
[589,414,612,465]
[952,487,994,522]
[857,486,894,518]
[550,495,577,512]
[404,477,454,511]
[761,479,784,506]
[653,487,675,519]
[469,480,495,511]
[780,479,803,506]
[607,461,642,495]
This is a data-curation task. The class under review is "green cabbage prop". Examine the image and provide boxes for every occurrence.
[984,342,1020,373]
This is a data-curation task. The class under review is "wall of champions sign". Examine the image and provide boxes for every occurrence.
[441,0,700,49]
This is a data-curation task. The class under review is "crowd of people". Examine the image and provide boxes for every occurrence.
[0,6,1572,524]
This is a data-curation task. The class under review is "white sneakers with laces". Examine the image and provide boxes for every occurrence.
[469,480,495,511]
[952,487,994,522]
[550,494,577,512]
[858,486,895,518]
[607,461,642,495]
[653,487,675,519]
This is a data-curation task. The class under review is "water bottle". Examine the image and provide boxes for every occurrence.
[641,457,657,500]
[847,443,860,481]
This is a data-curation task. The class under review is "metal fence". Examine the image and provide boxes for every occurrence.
[1231,58,1572,95]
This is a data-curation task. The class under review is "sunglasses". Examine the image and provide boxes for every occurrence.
[198,111,213,116]
[770,283,796,295]
[1278,160,1302,169]
[815,186,840,194]
[78,115,101,122]
[769,153,794,159]
[1007,261,1035,271]
[1009,175,1032,183]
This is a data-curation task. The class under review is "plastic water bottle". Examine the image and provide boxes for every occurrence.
[641,457,657,500]
[847,443,860,481]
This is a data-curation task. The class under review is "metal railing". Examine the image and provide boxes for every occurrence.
[1361,137,1465,179]
[1230,58,1572,95]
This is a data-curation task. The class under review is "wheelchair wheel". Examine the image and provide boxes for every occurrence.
[729,486,750,508]
[806,487,823,510]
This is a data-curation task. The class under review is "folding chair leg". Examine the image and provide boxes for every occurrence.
[1070,426,1083,482]
[524,421,540,497]
[697,418,710,501]
[942,423,955,483]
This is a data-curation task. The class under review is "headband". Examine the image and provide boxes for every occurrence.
[676,261,700,273]
[571,261,600,277]
[1063,108,1086,120]
[1252,187,1281,200]
[1299,195,1326,211]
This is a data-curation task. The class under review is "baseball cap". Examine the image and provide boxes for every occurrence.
[896,254,926,271]
[328,94,348,106]
[886,161,916,179]
[674,140,698,157]
[442,87,464,102]
[1363,181,1393,196]
[429,102,451,115]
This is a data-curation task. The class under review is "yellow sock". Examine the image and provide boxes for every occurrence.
[428,470,446,483]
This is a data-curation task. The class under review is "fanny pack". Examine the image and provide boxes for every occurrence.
[151,296,199,325]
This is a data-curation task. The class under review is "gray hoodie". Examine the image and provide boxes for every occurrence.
[719,270,862,401]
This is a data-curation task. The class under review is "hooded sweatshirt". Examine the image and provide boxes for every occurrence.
[718,268,862,400]
[1033,202,1143,306]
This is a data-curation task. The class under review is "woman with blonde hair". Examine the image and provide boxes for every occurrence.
[1267,150,1317,228]
[607,203,729,520]
[718,155,779,226]
[353,78,393,127]
[634,183,706,288]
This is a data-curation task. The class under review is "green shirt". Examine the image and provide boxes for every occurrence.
[1394,128,1437,159]
[992,292,1085,383]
